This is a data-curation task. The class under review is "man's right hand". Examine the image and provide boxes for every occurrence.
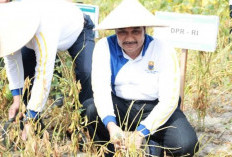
[107,122,126,149]
[8,95,20,121]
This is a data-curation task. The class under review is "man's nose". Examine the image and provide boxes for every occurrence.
[125,33,135,42]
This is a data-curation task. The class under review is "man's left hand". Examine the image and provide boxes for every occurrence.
[128,131,145,149]
[107,122,125,149]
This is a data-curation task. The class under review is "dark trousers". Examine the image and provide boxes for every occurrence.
[22,14,94,105]
[83,94,199,157]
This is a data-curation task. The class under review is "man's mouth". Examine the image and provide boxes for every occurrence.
[123,41,137,45]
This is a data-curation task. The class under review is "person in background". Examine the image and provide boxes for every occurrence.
[0,0,94,140]
[83,0,198,156]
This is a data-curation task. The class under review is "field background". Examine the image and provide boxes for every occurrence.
[0,0,232,156]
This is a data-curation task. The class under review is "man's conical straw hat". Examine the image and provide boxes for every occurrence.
[95,0,166,30]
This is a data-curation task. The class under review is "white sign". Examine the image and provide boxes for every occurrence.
[154,11,219,52]
[76,3,99,38]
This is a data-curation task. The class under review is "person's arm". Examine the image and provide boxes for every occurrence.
[92,38,125,146]
[137,40,180,136]
[4,50,24,120]
[92,38,116,126]
[4,50,24,91]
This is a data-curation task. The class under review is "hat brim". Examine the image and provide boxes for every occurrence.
[95,0,167,30]
[0,2,40,57]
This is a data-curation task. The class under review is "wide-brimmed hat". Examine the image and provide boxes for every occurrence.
[0,1,40,57]
[95,0,166,30]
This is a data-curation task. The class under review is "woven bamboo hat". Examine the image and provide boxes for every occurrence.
[95,0,166,30]
[0,1,40,57]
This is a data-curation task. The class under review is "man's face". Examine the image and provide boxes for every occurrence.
[115,27,145,56]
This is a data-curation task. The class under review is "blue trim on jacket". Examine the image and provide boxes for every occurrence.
[103,115,117,127]
[142,34,154,56]
[107,34,154,93]
[137,124,150,136]
[11,88,23,96]
[26,110,39,119]
[107,35,128,94]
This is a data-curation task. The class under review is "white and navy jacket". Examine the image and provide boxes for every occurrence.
[92,34,180,136]
[4,0,84,116]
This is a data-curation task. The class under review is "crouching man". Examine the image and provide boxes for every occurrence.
[83,0,199,156]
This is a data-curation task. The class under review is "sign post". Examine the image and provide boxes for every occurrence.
[154,12,219,110]
[180,49,188,110]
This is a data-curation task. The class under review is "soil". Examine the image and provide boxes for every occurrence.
[184,93,232,156]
